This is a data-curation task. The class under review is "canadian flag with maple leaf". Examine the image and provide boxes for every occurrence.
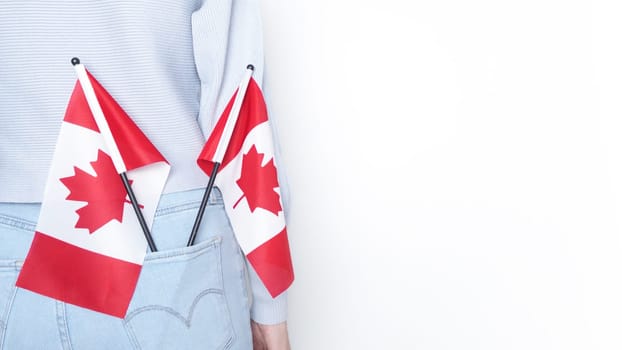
[16,68,169,318]
[198,77,293,298]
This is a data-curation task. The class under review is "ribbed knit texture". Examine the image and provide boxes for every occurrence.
[0,0,287,323]
[0,0,264,202]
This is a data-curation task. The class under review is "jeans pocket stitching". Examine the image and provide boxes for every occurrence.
[122,238,234,350]
[143,236,222,263]
[154,201,202,217]
[0,214,35,233]
[124,288,225,326]
[0,273,18,350]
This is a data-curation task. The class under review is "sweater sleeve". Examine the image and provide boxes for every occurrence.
[191,0,289,324]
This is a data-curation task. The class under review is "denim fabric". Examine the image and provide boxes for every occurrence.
[0,188,252,349]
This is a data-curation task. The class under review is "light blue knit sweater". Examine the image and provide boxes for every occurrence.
[0,0,287,324]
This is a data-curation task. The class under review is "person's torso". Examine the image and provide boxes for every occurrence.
[0,0,210,202]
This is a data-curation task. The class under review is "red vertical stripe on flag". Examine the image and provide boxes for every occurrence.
[87,71,167,171]
[63,71,168,171]
[63,82,100,132]
[246,229,294,297]
[198,79,268,172]
[16,232,142,318]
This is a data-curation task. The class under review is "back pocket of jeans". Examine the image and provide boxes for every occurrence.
[123,237,234,350]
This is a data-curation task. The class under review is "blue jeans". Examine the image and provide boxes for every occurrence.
[0,188,252,349]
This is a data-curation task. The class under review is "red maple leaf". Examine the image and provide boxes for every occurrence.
[60,149,131,233]
[234,145,282,215]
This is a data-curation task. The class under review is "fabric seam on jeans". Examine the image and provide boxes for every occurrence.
[154,201,202,217]
[0,214,35,233]
[0,275,18,350]
[56,301,73,350]
[143,236,222,262]
[215,237,235,350]
[124,288,225,325]
[0,261,20,271]
[123,321,141,350]
[218,235,237,350]
[217,205,252,311]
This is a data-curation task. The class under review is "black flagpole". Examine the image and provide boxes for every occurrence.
[72,57,157,252]
[120,173,158,252]
[187,162,220,246]
[187,64,254,247]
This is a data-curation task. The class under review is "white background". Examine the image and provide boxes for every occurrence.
[260,1,622,349]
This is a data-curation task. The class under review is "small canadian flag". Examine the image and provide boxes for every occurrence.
[198,76,294,297]
[16,65,169,318]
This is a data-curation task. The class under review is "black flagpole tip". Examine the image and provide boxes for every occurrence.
[71,57,80,66]
[247,64,254,71]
